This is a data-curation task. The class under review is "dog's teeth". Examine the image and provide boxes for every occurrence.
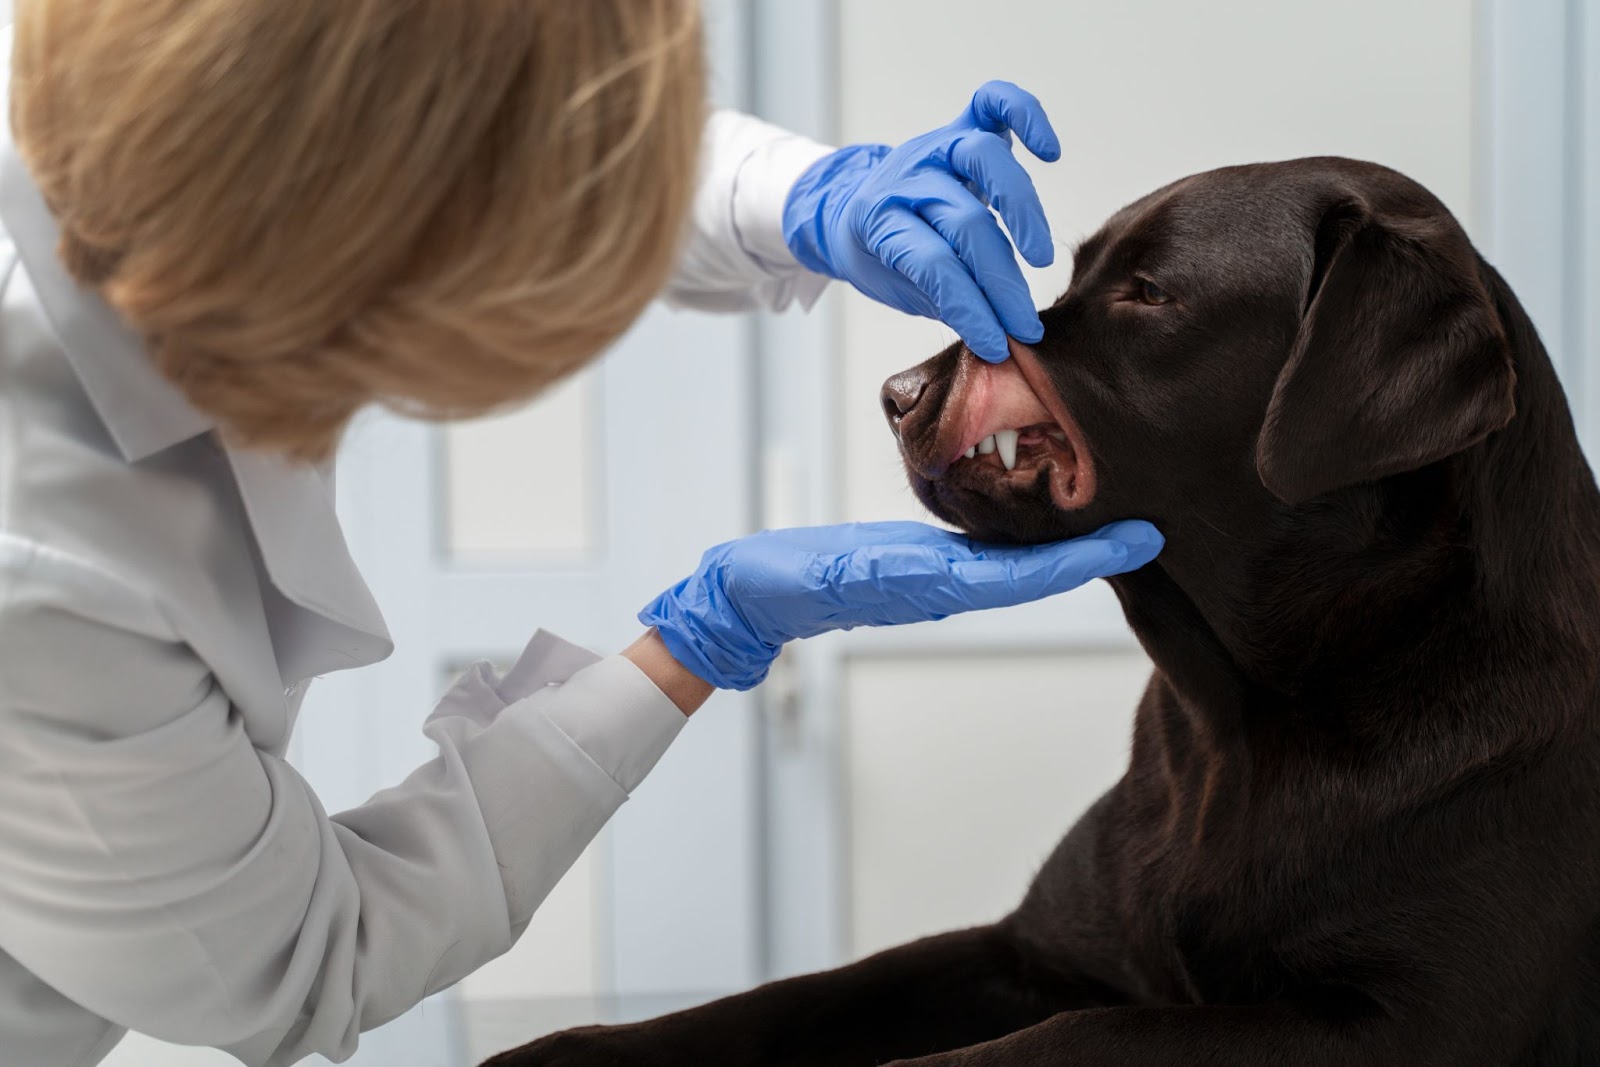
[964,446,977,460]
[977,435,996,455]
[996,429,1019,471]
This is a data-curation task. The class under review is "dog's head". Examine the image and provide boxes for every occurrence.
[882,158,1516,557]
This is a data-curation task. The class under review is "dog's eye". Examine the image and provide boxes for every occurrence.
[1139,279,1172,306]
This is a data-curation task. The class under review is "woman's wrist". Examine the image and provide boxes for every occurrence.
[622,629,715,716]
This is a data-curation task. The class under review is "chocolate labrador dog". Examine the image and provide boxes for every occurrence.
[487,157,1600,1066]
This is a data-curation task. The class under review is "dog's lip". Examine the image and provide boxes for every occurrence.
[1008,343,1097,508]
[931,341,1097,511]
[943,355,1057,465]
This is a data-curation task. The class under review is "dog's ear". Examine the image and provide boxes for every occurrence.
[1254,190,1515,505]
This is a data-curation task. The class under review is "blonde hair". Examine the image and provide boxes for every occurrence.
[11,0,705,460]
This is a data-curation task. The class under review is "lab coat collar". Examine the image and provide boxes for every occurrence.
[227,447,395,675]
[0,57,213,462]
[0,53,393,676]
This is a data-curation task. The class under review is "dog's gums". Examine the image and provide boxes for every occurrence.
[882,345,1096,520]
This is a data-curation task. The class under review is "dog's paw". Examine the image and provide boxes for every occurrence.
[479,1023,659,1067]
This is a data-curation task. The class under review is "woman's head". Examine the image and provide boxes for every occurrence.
[11,0,705,460]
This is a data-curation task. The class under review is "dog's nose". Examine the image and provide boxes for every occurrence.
[880,370,927,436]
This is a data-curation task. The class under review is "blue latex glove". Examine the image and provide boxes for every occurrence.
[639,520,1162,691]
[782,80,1061,363]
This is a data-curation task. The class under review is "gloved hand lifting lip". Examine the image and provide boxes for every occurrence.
[783,81,1061,363]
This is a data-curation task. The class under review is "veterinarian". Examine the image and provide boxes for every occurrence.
[0,3,1162,1064]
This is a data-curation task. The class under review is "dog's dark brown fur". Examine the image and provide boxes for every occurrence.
[487,158,1600,1066]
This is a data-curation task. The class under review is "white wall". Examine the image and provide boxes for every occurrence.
[846,651,1151,957]
[834,0,1478,961]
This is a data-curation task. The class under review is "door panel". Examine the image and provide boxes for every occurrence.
[443,374,599,564]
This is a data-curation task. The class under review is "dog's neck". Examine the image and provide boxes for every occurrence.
[1109,266,1600,755]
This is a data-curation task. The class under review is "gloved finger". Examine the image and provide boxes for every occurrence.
[968,521,1165,575]
[945,132,1054,267]
[757,521,972,555]
[914,173,1045,344]
[876,538,1126,619]
[935,538,1134,614]
[828,521,973,549]
[933,522,1165,611]
[814,543,968,611]
[872,271,943,321]
[1081,520,1165,566]
[875,213,1011,362]
[965,80,1061,163]
[779,520,1160,572]
[822,533,1132,620]
[967,520,1163,554]
[839,249,941,320]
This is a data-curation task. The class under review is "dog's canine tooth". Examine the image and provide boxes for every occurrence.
[996,429,1019,471]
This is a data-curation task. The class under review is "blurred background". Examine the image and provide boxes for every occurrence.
[104,0,1596,1063]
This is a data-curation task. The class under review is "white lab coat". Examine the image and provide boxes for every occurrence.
[0,43,834,1065]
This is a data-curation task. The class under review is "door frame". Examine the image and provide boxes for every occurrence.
[1476,0,1596,453]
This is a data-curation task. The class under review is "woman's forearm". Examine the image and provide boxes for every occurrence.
[623,628,715,716]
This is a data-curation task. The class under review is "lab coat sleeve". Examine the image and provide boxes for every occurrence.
[662,109,836,314]
[0,540,685,1066]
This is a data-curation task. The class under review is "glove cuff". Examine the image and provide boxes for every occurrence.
[638,588,780,692]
